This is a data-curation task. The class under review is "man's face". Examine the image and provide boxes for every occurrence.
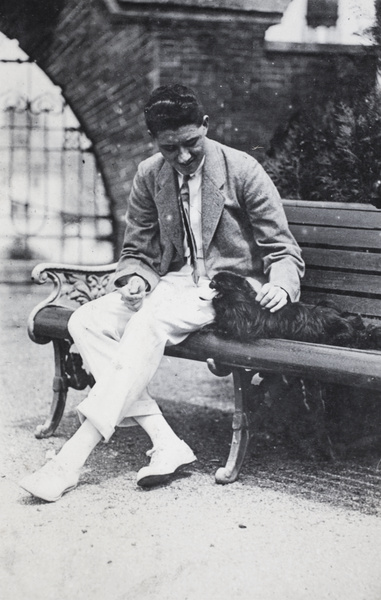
[152,116,209,176]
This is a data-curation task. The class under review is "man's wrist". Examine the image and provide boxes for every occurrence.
[277,286,290,302]
[117,274,150,291]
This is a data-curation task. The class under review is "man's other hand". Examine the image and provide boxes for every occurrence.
[255,283,288,313]
[119,275,147,311]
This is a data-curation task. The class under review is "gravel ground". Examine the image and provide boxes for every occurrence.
[1,283,381,600]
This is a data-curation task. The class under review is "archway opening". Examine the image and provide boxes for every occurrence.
[0,33,114,268]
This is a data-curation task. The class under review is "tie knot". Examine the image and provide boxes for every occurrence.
[179,177,190,203]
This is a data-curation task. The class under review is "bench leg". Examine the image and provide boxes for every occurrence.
[34,339,69,439]
[215,368,257,484]
[300,378,335,460]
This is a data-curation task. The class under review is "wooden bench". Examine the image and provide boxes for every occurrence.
[27,200,381,483]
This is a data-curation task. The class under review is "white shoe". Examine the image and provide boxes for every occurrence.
[137,440,197,487]
[19,459,80,502]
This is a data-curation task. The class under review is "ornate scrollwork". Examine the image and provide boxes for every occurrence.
[64,272,112,304]
[27,262,117,343]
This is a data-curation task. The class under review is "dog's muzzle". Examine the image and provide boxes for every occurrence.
[197,280,218,301]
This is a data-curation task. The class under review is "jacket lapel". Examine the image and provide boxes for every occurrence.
[201,139,226,253]
[155,162,184,256]
[154,139,226,256]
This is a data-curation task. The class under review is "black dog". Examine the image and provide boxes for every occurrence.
[209,271,381,350]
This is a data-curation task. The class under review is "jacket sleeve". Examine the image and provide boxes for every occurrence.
[241,158,305,302]
[112,163,162,291]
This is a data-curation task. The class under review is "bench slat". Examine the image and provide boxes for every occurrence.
[302,270,381,296]
[33,305,73,341]
[301,291,381,318]
[283,199,380,212]
[290,224,381,249]
[285,205,381,230]
[301,247,381,272]
[166,332,381,391]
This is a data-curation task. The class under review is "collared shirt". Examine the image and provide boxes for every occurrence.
[176,157,206,278]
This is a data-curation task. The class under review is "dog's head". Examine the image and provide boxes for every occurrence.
[209,271,255,299]
[209,272,260,340]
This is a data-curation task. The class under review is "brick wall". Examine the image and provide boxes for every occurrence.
[0,0,378,251]
[156,20,273,156]
[262,42,378,140]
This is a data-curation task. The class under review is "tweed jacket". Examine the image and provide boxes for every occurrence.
[114,138,304,301]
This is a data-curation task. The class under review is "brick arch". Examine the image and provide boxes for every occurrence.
[0,0,156,247]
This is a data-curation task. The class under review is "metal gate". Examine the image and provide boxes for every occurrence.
[0,42,114,266]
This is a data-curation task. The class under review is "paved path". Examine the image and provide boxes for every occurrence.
[1,284,381,600]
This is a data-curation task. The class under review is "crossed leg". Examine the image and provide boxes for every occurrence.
[20,270,215,500]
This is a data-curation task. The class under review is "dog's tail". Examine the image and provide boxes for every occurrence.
[346,315,381,350]
[363,323,381,349]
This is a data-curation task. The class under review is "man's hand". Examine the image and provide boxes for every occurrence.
[255,283,288,313]
[119,275,147,311]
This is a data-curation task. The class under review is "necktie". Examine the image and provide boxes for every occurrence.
[178,175,200,284]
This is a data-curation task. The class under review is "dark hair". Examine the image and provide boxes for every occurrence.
[144,84,204,136]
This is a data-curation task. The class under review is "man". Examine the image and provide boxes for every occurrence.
[20,84,304,502]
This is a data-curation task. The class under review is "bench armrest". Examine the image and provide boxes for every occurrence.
[31,261,118,304]
[28,261,117,343]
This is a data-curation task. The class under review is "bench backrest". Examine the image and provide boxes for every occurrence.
[282,200,381,320]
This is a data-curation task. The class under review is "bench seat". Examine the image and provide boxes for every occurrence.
[33,304,381,392]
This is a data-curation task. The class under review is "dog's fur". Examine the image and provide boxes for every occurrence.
[210,271,381,350]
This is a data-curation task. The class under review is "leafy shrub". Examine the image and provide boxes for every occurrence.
[264,89,381,205]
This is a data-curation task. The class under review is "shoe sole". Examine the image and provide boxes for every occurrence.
[19,482,78,503]
[137,459,197,488]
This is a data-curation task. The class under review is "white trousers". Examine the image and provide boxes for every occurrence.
[68,266,215,442]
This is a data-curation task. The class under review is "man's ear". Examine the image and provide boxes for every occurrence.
[147,129,154,139]
[202,115,209,131]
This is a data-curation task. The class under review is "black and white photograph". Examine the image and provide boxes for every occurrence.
[1,1,381,599]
